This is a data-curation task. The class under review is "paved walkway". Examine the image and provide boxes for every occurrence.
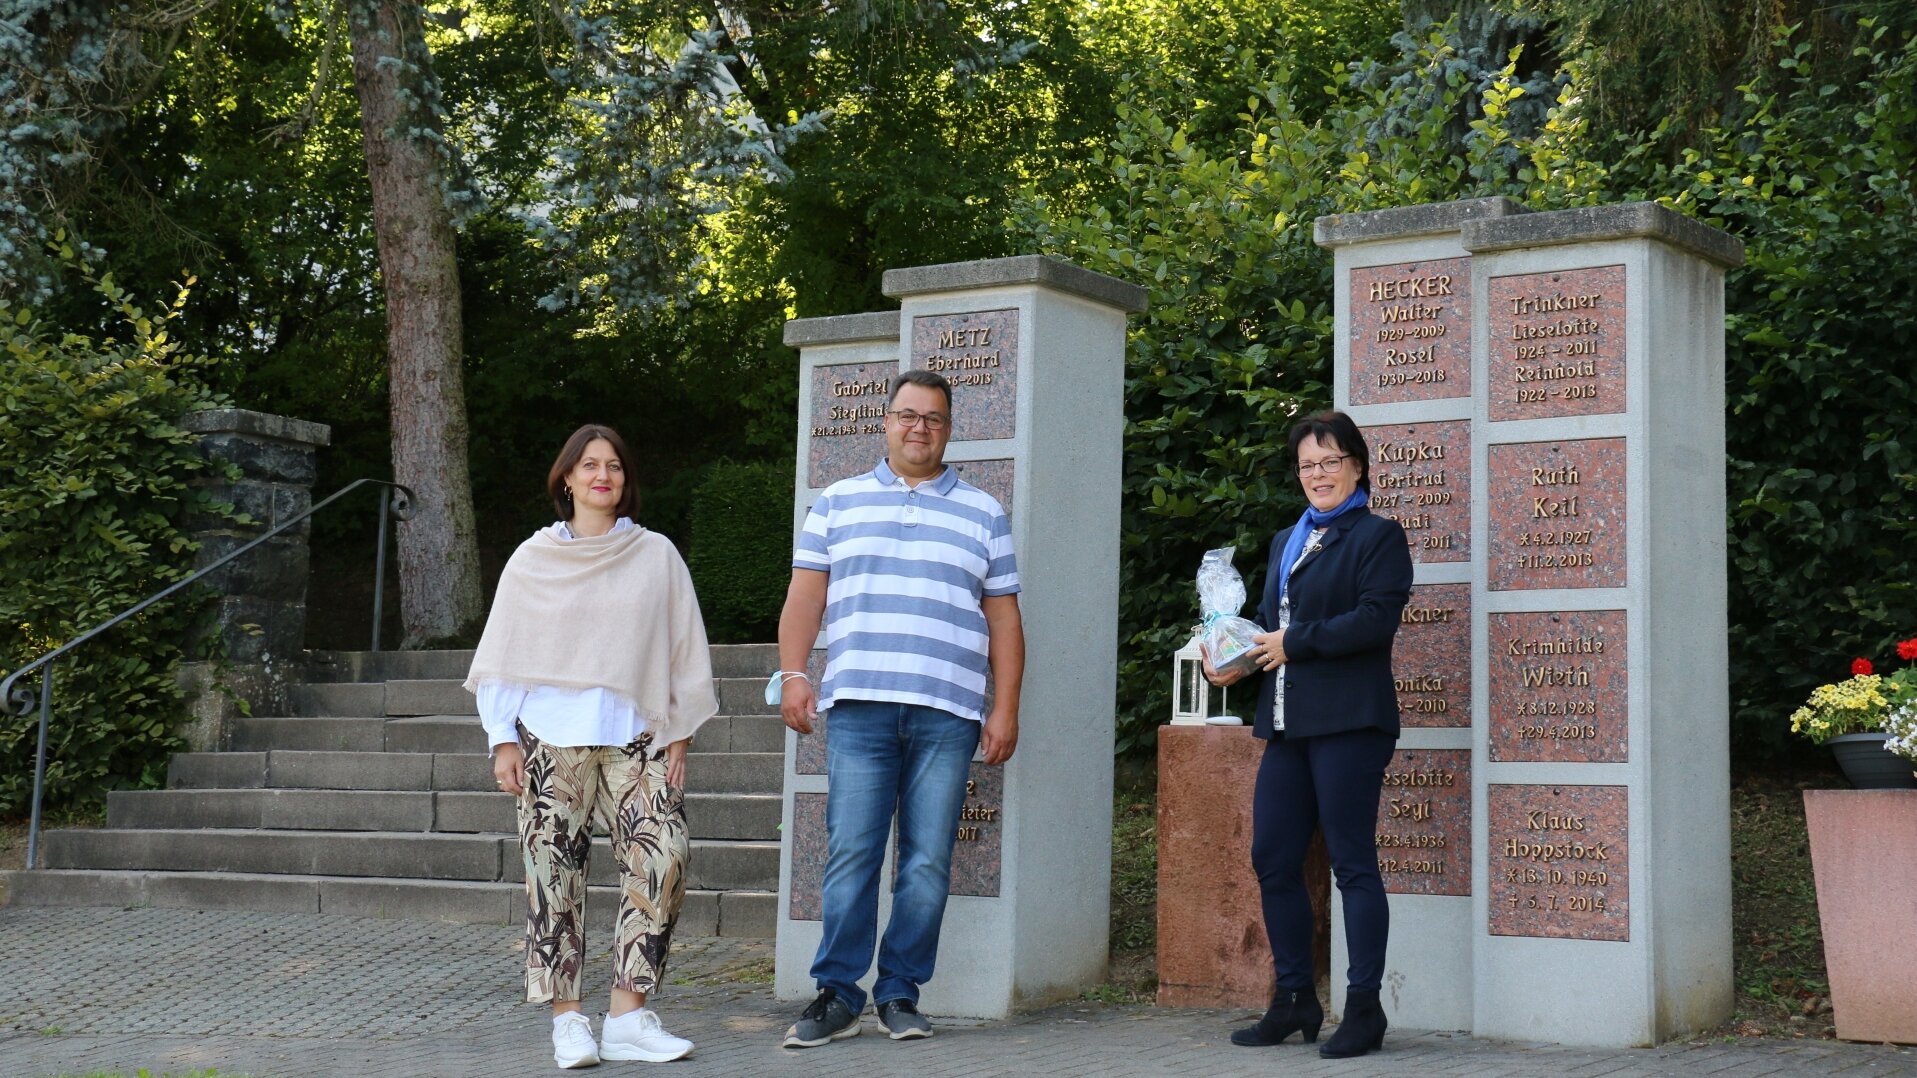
[2,906,1913,1077]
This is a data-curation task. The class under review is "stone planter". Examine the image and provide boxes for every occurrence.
[1802,790,1917,1044]
[1156,725,1328,1007]
[1827,732,1917,790]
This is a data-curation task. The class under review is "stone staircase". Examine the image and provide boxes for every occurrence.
[2,645,784,937]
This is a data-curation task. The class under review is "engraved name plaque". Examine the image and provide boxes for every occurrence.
[1348,258,1471,405]
[1396,583,1470,728]
[1488,784,1629,942]
[1488,265,1626,422]
[1378,749,1471,896]
[1366,421,1470,564]
[1489,610,1628,762]
[911,309,1018,441]
[808,361,896,489]
[1488,438,1627,591]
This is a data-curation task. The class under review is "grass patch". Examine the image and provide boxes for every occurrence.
[1719,763,1836,1040]
[1085,759,1158,1004]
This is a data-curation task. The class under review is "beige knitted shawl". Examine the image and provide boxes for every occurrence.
[463,524,718,747]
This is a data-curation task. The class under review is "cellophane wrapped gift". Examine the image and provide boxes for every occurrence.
[1197,547,1265,679]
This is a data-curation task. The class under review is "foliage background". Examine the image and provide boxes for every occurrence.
[6,0,1914,773]
[0,256,233,812]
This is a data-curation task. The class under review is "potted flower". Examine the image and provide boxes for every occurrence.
[1799,637,1917,1044]
[1788,639,1917,789]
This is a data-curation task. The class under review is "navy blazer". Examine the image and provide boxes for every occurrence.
[1250,506,1413,740]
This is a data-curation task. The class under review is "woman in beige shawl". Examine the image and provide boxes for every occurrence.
[465,423,719,1069]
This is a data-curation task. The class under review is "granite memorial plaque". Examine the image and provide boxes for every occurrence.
[1366,420,1469,564]
[1488,438,1627,592]
[808,361,896,489]
[1488,265,1625,422]
[1395,583,1471,728]
[949,457,1015,516]
[1488,609,1628,762]
[1378,749,1471,896]
[1347,258,1471,405]
[1488,783,1629,942]
[794,648,829,776]
[948,761,1005,898]
[911,309,1018,441]
[789,791,828,921]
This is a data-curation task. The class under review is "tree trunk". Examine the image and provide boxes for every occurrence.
[345,0,483,645]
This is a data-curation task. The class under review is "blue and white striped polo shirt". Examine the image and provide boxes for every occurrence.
[793,458,1019,723]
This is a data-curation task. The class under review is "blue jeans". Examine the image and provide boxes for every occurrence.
[811,699,981,1012]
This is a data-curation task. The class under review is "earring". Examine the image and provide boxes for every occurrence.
[564,486,573,501]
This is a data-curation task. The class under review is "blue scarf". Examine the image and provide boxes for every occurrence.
[1277,488,1371,607]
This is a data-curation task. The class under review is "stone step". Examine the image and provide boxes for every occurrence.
[384,680,476,717]
[170,749,781,796]
[171,750,454,791]
[692,714,786,753]
[40,829,779,891]
[368,676,776,720]
[289,681,386,717]
[230,716,387,753]
[230,714,786,756]
[0,869,775,937]
[709,643,779,680]
[301,644,777,685]
[107,789,781,840]
[305,649,477,684]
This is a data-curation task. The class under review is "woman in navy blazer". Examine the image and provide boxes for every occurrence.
[1204,410,1411,1059]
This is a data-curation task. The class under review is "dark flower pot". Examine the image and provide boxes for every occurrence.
[1829,733,1917,790]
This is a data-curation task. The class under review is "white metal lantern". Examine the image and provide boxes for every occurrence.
[1170,633,1238,726]
[1171,634,1208,725]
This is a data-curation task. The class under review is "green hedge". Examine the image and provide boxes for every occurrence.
[0,256,234,813]
[1028,22,1917,757]
[687,459,796,644]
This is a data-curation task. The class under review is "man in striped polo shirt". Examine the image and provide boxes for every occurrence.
[776,368,1025,1048]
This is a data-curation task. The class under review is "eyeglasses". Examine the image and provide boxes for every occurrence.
[888,409,949,431]
[1296,454,1350,477]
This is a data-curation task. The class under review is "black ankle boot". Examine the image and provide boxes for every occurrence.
[1319,988,1387,1058]
[1230,987,1324,1046]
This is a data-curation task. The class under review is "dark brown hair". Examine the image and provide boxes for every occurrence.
[888,368,953,412]
[546,423,640,521]
[1286,410,1372,491]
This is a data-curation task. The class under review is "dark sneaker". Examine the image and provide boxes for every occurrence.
[876,999,933,1040]
[782,989,861,1048]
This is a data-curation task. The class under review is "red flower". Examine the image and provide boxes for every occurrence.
[1898,638,1917,662]
[1853,657,1875,676]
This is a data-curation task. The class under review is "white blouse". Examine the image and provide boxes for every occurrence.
[1270,527,1327,733]
[476,516,652,751]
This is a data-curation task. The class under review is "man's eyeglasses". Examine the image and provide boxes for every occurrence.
[888,409,949,431]
[1295,454,1350,477]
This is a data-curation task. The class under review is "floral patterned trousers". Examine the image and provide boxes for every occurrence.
[516,723,689,1004]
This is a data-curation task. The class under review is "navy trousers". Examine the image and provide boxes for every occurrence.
[1251,728,1396,992]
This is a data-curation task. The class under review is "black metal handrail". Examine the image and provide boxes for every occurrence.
[1,477,415,870]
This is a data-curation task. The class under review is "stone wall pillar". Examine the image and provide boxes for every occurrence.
[174,408,332,749]
[775,256,1147,1018]
[1313,199,1742,1046]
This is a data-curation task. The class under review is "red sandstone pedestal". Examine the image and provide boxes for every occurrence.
[1803,790,1917,1044]
[1156,724,1328,1007]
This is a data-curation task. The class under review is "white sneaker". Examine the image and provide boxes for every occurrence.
[600,1007,695,1062]
[553,1011,601,1069]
